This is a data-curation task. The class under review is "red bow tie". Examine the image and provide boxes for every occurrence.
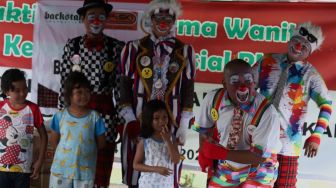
[84,36,104,51]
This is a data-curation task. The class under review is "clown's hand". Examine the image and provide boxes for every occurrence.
[198,146,213,172]
[119,106,139,138]
[176,112,192,145]
[303,136,320,158]
[202,139,228,160]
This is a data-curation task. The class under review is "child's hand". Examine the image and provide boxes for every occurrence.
[155,166,173,176]
[30,159,42,179]
[160,125,171,142]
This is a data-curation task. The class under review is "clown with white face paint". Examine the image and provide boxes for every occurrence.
[225,68,256,110]
[85,11,106,35]
[58,0,125,187]
[118,0,195,187]
[257,22,332,188]
[193,59,281,187]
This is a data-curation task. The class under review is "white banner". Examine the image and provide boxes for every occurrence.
[32,0,148,115]
[32,0,336,183]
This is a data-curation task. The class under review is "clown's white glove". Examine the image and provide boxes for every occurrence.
[119,106,136,125]
[176,111,193,145]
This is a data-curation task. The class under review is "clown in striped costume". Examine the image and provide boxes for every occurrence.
[257,22,332,188]
[118,0,196,187]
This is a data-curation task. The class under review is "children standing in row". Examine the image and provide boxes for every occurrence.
[0,68,47,188]
[49,72,106,188]
[133,100,180,188]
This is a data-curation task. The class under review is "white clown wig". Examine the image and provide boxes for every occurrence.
[146,0,182,19]
[291,22,324,53]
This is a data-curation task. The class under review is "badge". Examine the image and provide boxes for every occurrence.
[154,79,163,88]
[72,64,81,72]
[169,62,179,73]
[247,125,256,135]
[103,61,116,72]
[140,56,151,67]
[142,68,152,79]
[210,108,219,121]
[71,54,81,64]
[71,54,81,72]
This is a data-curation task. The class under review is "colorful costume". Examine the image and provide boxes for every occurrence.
[119,34,195,187]
[59,33,124,187]
[257,22,332,188]
[0,99,44,173]
[118,1,196,186]
[193,90,281,187]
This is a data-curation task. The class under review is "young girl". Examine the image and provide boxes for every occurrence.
[133,100,180,188]
[0,68,47,188]
[49,71,105,188]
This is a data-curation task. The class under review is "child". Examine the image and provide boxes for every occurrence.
[49,71,105,188]
[0,68,47,188]
[133,100,180,188]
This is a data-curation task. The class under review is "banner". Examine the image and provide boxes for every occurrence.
[0,0,35,69]
[2,0,336,184]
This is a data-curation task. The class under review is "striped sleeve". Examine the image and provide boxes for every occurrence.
[119,40,139,77]
[307,103,332,145]
[183,44,196,80]
[308,68,332,145]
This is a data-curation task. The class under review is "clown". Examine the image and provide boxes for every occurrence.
[58,0,125,187]
[257,22,332,188]
[193,59,281,187]
[118,0,196,187]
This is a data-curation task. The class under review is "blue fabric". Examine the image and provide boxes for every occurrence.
[50,109,105,180]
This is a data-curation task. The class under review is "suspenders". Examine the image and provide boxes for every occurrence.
[210,89,270,142]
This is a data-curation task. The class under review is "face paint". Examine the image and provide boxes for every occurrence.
[151,13,175,37]
[243,73,253,84]
[236,85,250,103]
[226,72,256,106]
[87,13,106,34]
[153,15,174,24]
[295,42,302,51]
[288,36,311,62]
[229,75,240,85]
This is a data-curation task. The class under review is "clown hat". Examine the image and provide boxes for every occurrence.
[77,0,113,16]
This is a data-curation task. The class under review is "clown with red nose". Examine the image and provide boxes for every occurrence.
[118,0,196,187]
[193,59,281,187]
[224,68,256,110]
[257,22,332,188]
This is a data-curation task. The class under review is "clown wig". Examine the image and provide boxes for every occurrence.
[291,22,324,53]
